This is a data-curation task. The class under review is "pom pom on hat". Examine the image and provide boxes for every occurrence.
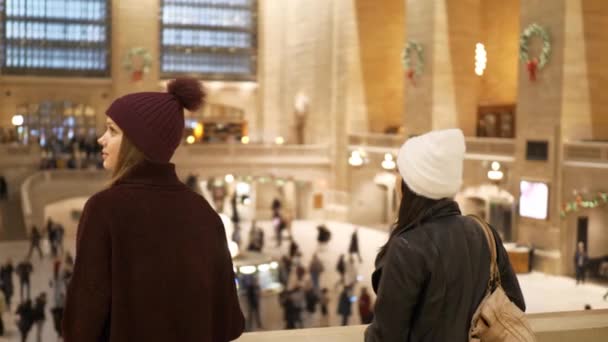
[167,78,205,112]
[396,129,466,199]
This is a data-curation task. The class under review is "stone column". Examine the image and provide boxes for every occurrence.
[111,0,161,98]
[404,0,481,137]
[513,0,566,274]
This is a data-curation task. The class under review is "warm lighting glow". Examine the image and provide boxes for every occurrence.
[475,43,487,76]
[186,135,195,144]
[270,261,279,269]
[488,160,504,180]
[275,136,285,145]
[241,135,250,144]
[491,161,501,171]
[348,150,365,167]
[239,265,256,275]
[487,170,504,181]
[193,123,204,139]
[12,114,24,126]
[257,264,270,272]
[225,174,235,183]
[381,153,396,170]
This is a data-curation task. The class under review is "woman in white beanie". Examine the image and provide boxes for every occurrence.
[364,129,525,342]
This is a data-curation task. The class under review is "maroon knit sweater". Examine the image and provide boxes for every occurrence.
[63,160,244,341]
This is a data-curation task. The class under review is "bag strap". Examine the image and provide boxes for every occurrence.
[468,215,501,291]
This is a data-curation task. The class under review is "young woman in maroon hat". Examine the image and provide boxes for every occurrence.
[63,78,244,342]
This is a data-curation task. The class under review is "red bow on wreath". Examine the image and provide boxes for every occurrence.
[526,58,539,81]
[407,69,416,86]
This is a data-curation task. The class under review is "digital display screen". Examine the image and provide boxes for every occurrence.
[519,180,549,220]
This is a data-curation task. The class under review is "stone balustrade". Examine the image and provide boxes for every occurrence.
[236,309,608,342]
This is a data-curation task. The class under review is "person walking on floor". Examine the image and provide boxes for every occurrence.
[27,226,43,260]
[16,258,33,302]
[309,254,324,292]
[0,258,14,311]
[245,276,263,331]
[32,292,47,342]
[319,288,330,327]
[337,285,353,326]
[358,287,374,324]
[349,227,363,263]
[335,254,346,288]
[574,241,588,285]
[16,299,34,342]
[0,175,7,200]
[63,78,244,341]
[365,129,525,342]
[0,289,5,336]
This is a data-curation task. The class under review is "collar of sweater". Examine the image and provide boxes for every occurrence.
[114,159,181,187]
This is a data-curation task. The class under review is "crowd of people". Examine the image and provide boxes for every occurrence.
[0,218,73,341]
[235,198,375,332]
[38,135,104,170]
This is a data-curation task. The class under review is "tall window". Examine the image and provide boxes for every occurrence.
[160,0,257,80]
[0,0,111,77]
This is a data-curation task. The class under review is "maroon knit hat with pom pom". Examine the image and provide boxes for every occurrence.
[106,78,204,162]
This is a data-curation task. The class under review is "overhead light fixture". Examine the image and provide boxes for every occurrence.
[241,135,250,144]
[225,174,235,183]
[381,153,396,170]
[11,114,24,126]
[487,161,504,181]
[475,43,487,76]
[275,136,285,145]
[186,135,195,144]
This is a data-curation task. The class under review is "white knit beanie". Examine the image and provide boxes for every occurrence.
[397,129,466,199]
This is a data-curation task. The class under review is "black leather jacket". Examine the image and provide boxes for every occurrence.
[365,200,525,342]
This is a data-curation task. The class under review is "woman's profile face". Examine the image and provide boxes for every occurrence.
[97,117,123,171]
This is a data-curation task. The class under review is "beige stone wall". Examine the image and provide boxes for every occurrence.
[583,0,608,140]
[404,0,481,137]
[513,0,566,257]
[479,0,520,106]
[561,166,608,275]
[403,0,434,136]
[354,0,405,133]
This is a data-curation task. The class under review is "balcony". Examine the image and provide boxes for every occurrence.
[235,309,608,342]
[563,141,608,168]
[348,134,516,162]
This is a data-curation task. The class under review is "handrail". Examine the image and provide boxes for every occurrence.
[235,310,608,342]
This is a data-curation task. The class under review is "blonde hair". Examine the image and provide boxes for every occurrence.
[109,134,146,185]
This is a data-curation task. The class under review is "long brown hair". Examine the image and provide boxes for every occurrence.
[377,179,442,261]
[109,134,146,185]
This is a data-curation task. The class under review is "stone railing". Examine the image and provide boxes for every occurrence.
[21,169,108,231]
[348,134,516,161]
[0,144,40,168]
[173,143,332,166]
[236,309,608,342]
[465,137,516,158]
[348,133,405,149]
[563,141,608,165]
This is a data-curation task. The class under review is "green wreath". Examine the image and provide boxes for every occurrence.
[519,23,551,70]
[401,41,424,78]
[123,47,153,74]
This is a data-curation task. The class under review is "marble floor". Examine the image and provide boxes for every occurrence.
[1,220,607,341]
